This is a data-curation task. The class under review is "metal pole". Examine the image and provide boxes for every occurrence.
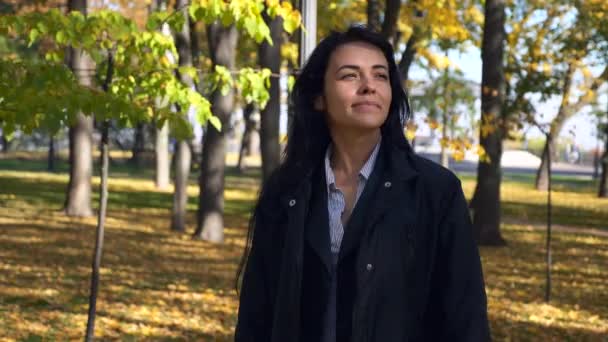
[545,132,552,303]
[299,0,317,67]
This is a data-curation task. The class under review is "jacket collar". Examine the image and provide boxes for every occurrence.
[280,142,419,204]
[288,142,420,271]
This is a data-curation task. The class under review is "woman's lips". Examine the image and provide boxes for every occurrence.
[352,101,381,110]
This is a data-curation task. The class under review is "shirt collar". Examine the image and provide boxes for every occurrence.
[324,137,382,188]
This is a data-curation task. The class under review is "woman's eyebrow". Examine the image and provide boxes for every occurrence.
[336,64,388,72]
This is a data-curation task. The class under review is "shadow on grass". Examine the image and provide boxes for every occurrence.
[0,171,256,218]
[489,315,607,341]
[501,200,608,230]
[0,216,242,339]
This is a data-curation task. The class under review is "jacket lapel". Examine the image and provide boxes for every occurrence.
[305,168,333,274]
[338,147,385,262]
[272,179,311,342]
[371,144,419,222]
[339,144,419,262]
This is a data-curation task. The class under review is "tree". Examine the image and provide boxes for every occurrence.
[258,10,283,181]
[499,1,608,191]
[47,133,56,171]
[155,120,170,188]
[185,1,301,242]
[317,0,481,83]
[192,22,238,243]
[367,0,381,33]
[129,122,146,167]
[599,116,608,198]
[534,64,608,191]
[64,0,94,217]
[153,0,172,190]
[599,128,608,198]
[412,64,477,168]
[171,0,194,232]
[2,9,301,340]
[1,7,218,338]
[470,0,506,246]
[0,134,8,152]
[237,103,258,173]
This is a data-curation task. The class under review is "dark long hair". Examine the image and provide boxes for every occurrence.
[236,25,412,291]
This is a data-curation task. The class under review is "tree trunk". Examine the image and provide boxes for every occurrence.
[470,0,506,246]
[85,121,109,342]
[440,118,449,168]
[151,0,171,190]
[85,50,114,342]
[48,135,56,172]
[0,134,8,152]
[593,138,600,180]
[599,126,608,198]
[130,123,145,167]
[367,0,381,33]
[381,0,401,45]
[398,30,419,82]
[237,103,256,173]
[172,141,191,231]
[64,0,93,217]
[536,64,575,191]
[171,0,194,232]
[259,12,283,181]
[397,5,423,83]
[440,59,450,169]
[155,122,170,189]
[535,134,556,191]
[192,22,237,242]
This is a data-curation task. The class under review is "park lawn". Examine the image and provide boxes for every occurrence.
[0,162,607,341]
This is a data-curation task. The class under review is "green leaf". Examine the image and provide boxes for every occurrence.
[283,12,301,34]
[167,12,186,32]
[146,16,159,31]
[56,30,66,44]
[243,17,257,38]
[221,11,233,27]
[208,115,222,131]
[28,28,39,47]
[288,75,295,92]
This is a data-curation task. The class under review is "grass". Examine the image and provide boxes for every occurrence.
[0,155,607,340]
[458,173,608,231]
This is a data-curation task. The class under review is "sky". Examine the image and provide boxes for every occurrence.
[409,46,606,151]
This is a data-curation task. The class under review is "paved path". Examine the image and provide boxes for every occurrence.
[417,152,597,178]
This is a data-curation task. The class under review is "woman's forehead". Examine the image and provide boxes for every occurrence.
[328,41,388,68]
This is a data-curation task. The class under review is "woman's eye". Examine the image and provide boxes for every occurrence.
[376,74,389,80]
[341,73,357,80]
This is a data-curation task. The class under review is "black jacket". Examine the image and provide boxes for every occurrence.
[235,143,490,342]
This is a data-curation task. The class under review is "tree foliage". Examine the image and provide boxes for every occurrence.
[0,0,301,139]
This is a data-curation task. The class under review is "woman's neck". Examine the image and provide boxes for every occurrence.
[329,129,381,177]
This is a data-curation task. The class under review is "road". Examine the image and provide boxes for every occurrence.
[417,153,597,178]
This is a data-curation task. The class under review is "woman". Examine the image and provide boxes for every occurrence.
[235,26,490,342]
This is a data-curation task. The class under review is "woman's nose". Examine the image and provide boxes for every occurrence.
[358,76,376,94]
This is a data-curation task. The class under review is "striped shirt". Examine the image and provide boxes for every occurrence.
[324,139,382,254]
[322,139,381,342]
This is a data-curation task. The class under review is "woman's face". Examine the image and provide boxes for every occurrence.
[315,41,392,134]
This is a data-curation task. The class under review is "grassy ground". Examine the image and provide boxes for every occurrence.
[0,155,607,341]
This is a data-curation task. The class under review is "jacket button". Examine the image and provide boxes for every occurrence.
[288,199,296,207]
[366,263,373,271]
[384,181,392,188]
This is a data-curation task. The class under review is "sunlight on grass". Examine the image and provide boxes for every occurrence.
[0,165,607,340]
[461,178,608,230]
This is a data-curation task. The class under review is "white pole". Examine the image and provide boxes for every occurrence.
[299,0,317,67]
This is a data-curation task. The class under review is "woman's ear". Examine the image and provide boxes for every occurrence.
[314,95,325,111]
